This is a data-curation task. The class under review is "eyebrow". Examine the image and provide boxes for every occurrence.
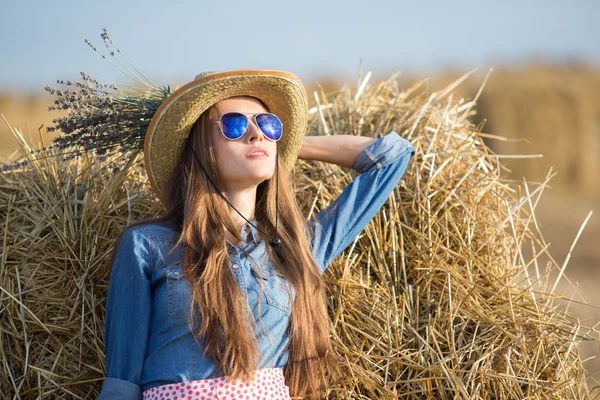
[218,111,268,116]
[209,110,271,121]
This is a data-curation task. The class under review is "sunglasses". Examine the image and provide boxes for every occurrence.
[214,112,283,142]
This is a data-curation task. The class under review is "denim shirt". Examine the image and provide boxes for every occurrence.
[97,131,415,399]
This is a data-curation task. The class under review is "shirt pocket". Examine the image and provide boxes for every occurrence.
[162,262,192,321]
[251,264,294,316]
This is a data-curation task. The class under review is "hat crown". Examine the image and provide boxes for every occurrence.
[145,69,308,206]
[194,71,221,80]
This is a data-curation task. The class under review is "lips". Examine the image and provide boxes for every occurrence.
[246,147,269,157]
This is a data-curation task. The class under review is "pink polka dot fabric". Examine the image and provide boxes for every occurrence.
[142,367,291,400]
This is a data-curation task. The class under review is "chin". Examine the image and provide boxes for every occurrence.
[237,167,269,181]
[253,172,274,182]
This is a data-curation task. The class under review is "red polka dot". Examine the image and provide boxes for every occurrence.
[142,368,290,399]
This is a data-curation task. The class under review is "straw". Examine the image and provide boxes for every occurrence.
[1,68,599,399]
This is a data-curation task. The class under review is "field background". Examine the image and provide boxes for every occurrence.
[1,64,599,385]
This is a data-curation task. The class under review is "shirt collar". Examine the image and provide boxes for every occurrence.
[241,218,260,244]
[226,219,261,251]
[166,217,260,246]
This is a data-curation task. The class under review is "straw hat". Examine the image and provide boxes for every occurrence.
[143,70,309,205]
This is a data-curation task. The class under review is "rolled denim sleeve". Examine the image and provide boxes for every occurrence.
[97,226,153,400]
[308,130,415,273]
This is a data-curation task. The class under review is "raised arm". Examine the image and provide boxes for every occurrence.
[303,131,415,273]
[298,134,379,169]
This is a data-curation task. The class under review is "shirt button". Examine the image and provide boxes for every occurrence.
[232,264,240,270]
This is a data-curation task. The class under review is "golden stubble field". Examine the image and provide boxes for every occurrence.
[2,64,599,386]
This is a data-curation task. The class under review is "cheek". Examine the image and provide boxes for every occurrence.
[209,133,226,173]
[213,141,244,176]
[214,143,231,172]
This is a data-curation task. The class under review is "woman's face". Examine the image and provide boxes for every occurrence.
[208,96,278,191]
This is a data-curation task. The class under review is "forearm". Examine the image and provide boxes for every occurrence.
[297,135,378,169]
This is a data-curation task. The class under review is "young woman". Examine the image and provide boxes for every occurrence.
[97,70,415,400]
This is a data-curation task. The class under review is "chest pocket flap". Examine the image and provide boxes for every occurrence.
[251,264,293,315]
[162,263,192,321]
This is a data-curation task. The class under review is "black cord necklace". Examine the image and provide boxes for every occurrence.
[191,148,285,263]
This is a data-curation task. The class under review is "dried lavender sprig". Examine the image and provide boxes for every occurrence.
[43,83,167,148]
[1,141,141,176]
[84,34,159,91]
[2,160,29,172]
[100,28,162,91]
[84,38,148,88]
[45,111,160,152]
[97,29,158,90]
[7,29,171,177]
[8,83,162,170]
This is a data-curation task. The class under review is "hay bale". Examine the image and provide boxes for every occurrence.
[472,65,600,199]
[1,69,598,399]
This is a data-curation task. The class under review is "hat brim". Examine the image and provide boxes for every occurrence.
[143,70,308,205]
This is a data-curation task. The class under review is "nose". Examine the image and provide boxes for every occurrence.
[247,118,265,142]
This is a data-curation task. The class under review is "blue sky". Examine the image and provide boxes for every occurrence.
[1,0,598,92]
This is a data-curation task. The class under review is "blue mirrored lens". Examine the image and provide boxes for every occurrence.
[255,113,282,141]
[221,112,248,139]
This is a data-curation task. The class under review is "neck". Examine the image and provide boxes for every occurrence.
[222,185,257,229]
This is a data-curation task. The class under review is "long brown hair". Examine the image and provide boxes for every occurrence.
[110,99,341,398]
